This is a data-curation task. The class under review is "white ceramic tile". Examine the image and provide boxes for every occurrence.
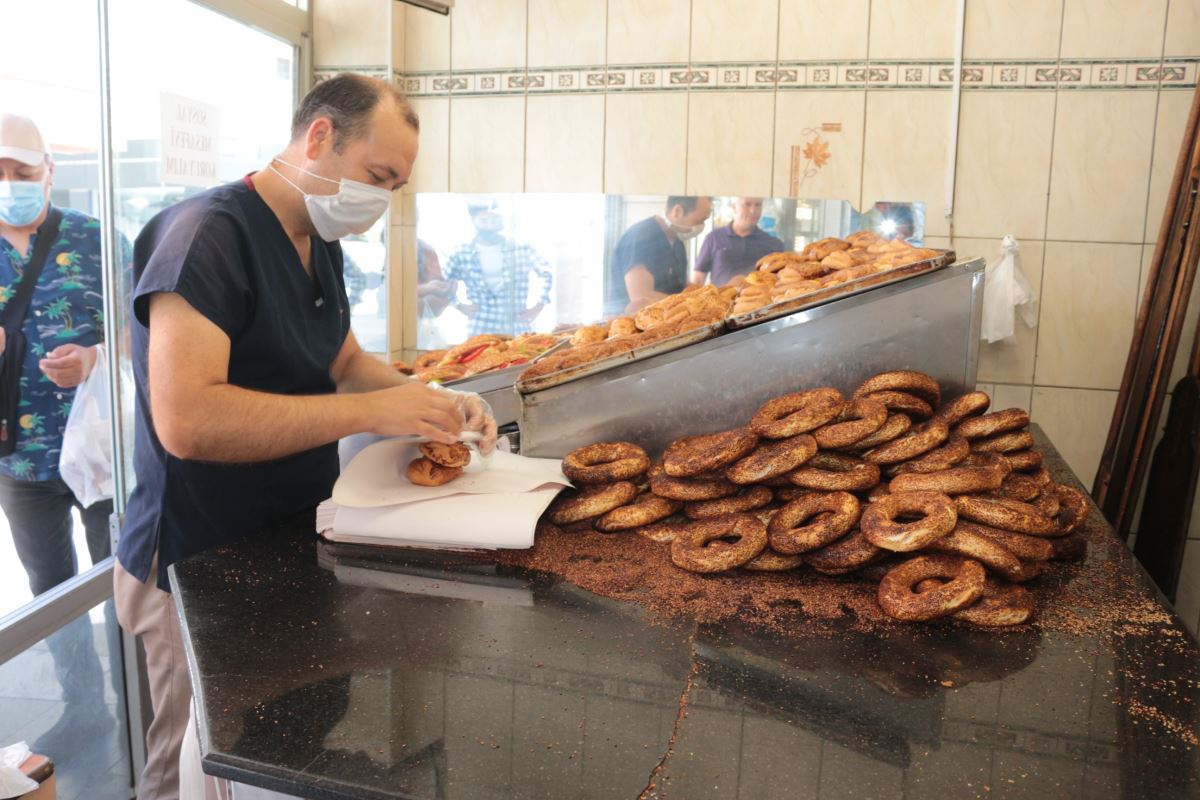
[314,0,390,67]
[525,94,605,192]
[954,92,1055,240]
[451,0,527,71]
[604,92,689,194]
[448,96,525,192]
[528,0,606,68]
[1165,0,1200,57]
[992,383,1034,413]
[687,92,775,195]
[1061,0,1168,58]
[391,2,405,71]
[862,91,954,237]
[691,0,779,63]
[1173,540,1200,634]
[1036,242,1141,389]
[405,3,450,72]
[606,0,691,65]
[975,381,996,396]
[959,237,1045,384]
[869,0,958,60]
[1046,91,1158,243]
[404,97,449,193]
[778,0,870,61]
[773,90,865,202]
[1144,89,1194,244]
[963,0,1064,60]
[1030,386,1119,486]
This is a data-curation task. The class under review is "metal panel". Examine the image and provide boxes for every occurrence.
[515,319,725,394]
[519,258,985,459]
[726,250,956,330]
[0,561,115,665]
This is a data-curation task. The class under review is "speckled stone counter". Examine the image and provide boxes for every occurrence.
[172,431,1200,799]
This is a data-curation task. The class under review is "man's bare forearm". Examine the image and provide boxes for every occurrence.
[162,383,371,463]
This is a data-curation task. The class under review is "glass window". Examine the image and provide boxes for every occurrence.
[106,0,299,502]
[0,599,130,798]
[410,193,924,352]
[0,0,111,618]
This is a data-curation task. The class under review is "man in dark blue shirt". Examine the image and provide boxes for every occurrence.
[693,197,786,286]
[114,75,497,800]
[605,195,711,315]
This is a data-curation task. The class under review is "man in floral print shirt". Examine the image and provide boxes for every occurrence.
[0,114,116,741]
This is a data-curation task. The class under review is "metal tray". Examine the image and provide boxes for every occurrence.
[515,318,727,395]
[440,337,570,394]
[726,250,956,330]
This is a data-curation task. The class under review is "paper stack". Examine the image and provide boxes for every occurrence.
[317,439,570,550]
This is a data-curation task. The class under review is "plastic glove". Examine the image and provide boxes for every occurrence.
[428,384,498,456]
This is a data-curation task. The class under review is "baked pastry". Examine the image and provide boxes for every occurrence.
[407,457,463,486]
[419,441,471,469]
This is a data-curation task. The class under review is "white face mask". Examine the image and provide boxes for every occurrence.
[271,157,391,242]
[671,221,705,241]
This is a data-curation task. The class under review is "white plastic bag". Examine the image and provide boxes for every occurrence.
[0,741,39,796]
[60,344,114,508]
[981,235,1038,344]
[417,299,450,350]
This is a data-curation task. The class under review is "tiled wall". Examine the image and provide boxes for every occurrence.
[314,2,1200,628]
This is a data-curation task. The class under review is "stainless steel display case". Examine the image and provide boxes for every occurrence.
[438,339,568,425]
[518,257,985,458]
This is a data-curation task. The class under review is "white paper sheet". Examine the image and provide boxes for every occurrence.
[333,438,570,508]
[318,485,561,549]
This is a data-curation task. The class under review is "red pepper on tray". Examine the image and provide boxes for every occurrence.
[456,345,493,364]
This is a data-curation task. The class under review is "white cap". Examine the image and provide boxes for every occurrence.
[0,114,48,166]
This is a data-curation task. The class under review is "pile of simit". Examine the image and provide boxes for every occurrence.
[546,370,1090,627]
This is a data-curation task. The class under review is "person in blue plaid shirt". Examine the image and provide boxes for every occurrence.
[445,200,553,337]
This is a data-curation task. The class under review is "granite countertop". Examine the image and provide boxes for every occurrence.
[172,430,1200,800]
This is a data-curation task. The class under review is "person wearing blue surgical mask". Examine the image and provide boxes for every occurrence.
[115,74,499,800]
[0,112,117,754]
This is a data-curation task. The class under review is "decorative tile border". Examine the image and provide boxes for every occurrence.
[367,57,1200,98]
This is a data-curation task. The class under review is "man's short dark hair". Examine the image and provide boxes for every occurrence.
[291,73,420,149]
[666,196,700,215]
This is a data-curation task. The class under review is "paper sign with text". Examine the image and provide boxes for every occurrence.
[160,92,219,187]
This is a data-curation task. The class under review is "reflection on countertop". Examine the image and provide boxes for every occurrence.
[172,435,1200,800]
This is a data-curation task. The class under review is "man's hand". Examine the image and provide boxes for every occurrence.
[361,382,465,443]
[457,302,479,318]
[518,302,545,324]
[458,391,498,454]
[39,344,98,389]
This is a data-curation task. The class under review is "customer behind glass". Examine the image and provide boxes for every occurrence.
[605,195,712,315]
[417,238,454,317]
[692,197,785,287]
[444,200,553,337]
[0,112,116,743]
[115,75,497,800]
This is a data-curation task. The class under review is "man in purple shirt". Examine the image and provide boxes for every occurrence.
[693,197,786,286]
